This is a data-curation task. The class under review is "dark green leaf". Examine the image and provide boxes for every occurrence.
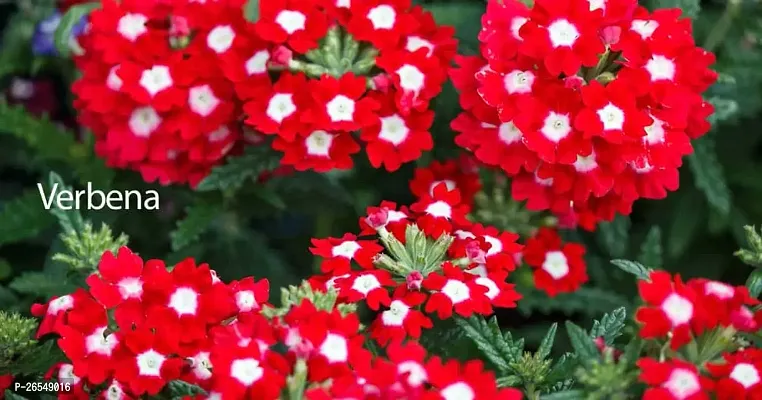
[195,146,280,192]
[610,259,652,280]
[688,135,731,216]
[0,190,56,246]
[536,323,558,360]
[620,336,644,365]
[546,353,578,388]
[47,172,85,235]
[746,269,762,298]
[517,287,630,317]
[495,375,522,388]
[596,216,630,258]
[589,307,627,345]
[426,3,484,54]
[638,226,663,268]
[455,316,522,374]
[9,272,78,298]
[0,14,36,79]
[244,0,260,21]
[54,3,100,57]
[4,391,29,400]
[667,193,706,259]
[2,340,68,375]
[540,390,585,400]
[170,201,224,251]
[165,380,207,398]
[0,259,11,280]
[565,321,600,366]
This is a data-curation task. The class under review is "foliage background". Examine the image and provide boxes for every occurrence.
[0,0,760,359]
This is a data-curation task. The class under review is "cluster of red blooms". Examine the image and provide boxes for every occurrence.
[15,247,523,400]
[71,0,454,187]
[307,160,588,347]
[450,0,717,231]
[634,271,762,399]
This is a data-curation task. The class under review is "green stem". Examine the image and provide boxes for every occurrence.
[703,0,742,53]
[525,384,540,400]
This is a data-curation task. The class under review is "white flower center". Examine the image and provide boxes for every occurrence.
[207,25,235,53]
[106,66,123,91]
[245,50,270,75]
[106,383,123,400]
[266,93,297,123]
[139,66,172,97]
[189,352,213,380]
[208,126,231,142]
[483,236,503,256]
[230,358,263,386]
[381,300,409,326]
[388,210,407,222]
[441,382,475,400]
[425,201,452,218]
[429,180,456,195]
[630,157,654,174]
[128,107,162,138]
[661,293,693,326]
[730,363,760,388]
[704,281,734,299]
[597,103,625,131]
[643,117,666,144]
[235,290,258,312]
[168,287,199,316]
[498,121,523,144]
[542,251,570,279]
[378,114,410,146]
[406,36,434,56]
[475,277,499,299]
[136,350,165,377]
[367,5,396,29]
[58,364,80,384]
[631,20,659,39]
[320,333,349,363]
[305,130,334,156]
[503,70,535,94]
[49,295,74,314]
[332,241,361,259]
[396,65,425,92]
[275,10,306,34]
[352,274,382,295]
[188,85,221,117]
[663,368,700,399]
[85,326,119,356]
[441,279,470,304]
[510,17,528,40]
[574,153,598,173]
[548,19,579,48]
[326,95,355,122]
[117,13,147,42]
[534,170,554,186]
[397,361,427,386]
[541,112,572,142]
[645,55,676,82]
[336,0,351,7]
[588,0,606,11]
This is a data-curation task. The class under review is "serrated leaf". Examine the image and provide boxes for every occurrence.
[536,323,558,360]
[620,336,644,365]
[546,353,578,387]
[589,307,627,345]
[496,375,522,387]
[610,259,652,280]
[455,316,521,374]
[47,172,85,235]
[540,390,585,400]
[517,287,630,317]
[8,272,78,298]
[170,202,224,251]
[195,146,280,192]
[1,340,67,375]
[688,135,731,216]
[746,269,762,298]
[565,321,600,366]
[638,226,663,268]
[596,216,630,258]
[54,2,99,57]
[0,190,56,246]
[165,380,207,398]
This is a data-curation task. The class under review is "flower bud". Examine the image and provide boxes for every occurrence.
[366,208,389,230]
[371,74,392,92]
[465,240,487,264]
[169,15,190,36]
[273,46,294,66]
[600,26,622,46]
[564,75,585,91]
[406,271,423,290]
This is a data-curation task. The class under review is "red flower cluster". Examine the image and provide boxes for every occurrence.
[450,0,717,230]
[634,271,762,399]
[25,246,522,400]
[71,0,455,187]
[522,227,588,296]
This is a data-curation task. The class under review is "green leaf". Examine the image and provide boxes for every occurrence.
[170,201,224,251]
[165,380,207,398]
[455,316,522,374]
[667,193,706,259]
[195,146,280,192]
[0,259,11,280]
[536,323,558,360]
[47,172,85,235]
[54,2,100,57]
[588,307,627,345]
[426,3,485,54]
[2,340,68,375]
[545,354,578,388]
[269,171,354,209]
[638,226,663,268]
[565,321,600,366]
[9,272,78,298]
[495,375,522,388]
[244,0,260,21]
[4,391,29,400]
[419,320,474,360]
[0,190,56,246]
[0,14,36,80]
[620,336,644,365]
[610,259,652,280]
[596,216,630,258]
[688,135,731,216]
[517,287,630,317]
[540,390,585,400]
[746,269,762,298]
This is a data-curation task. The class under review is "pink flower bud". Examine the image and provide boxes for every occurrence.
[564,75,585,91]
[465,241,487,264]
[366,208,389,230]
[169,16,190,36]
[600,26,622,46]
[594,337,622,361]
[273,46,293,66]
[512,251,523,266]
[406,271,423,291]
[371,74,392,92]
